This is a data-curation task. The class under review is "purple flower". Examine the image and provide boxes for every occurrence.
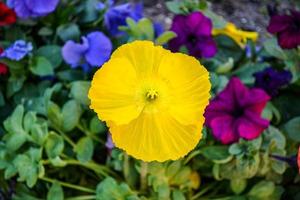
[169,12,217,58]
[254,67,292,97]
[62,31,112,70]
[7,0,59,19]
[204,77,270,144]
[105,133,115,150]
[267,10,300,49]
[1,40,32,61]
[98,0,143,37]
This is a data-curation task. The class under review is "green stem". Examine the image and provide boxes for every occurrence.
[191,182,218,200]
[140,161,148,191]
[65,195,96,200]
[55,128,76,148]
[123,154,130,183]
[76,124,104,144]
[40,177,95,193]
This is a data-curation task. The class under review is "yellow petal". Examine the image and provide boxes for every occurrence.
[88,57,143,125]
[109,111,204,162]
[158,53,211,125]
[111,40,169,78]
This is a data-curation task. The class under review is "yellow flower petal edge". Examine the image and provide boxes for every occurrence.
[213,22,258,47]
[88,40,211,162]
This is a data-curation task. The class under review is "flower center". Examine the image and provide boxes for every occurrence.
[232,107,244,118]
[187,34,198,44]
[146,89,158,101]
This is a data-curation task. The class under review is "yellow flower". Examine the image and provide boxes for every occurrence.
[88,41,211,162]
[213,22,258,47]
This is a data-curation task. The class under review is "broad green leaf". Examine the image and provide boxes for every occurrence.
[89,116,107,134]
[96,177,139,200]
[36,45,62,68]
[70,81,91,105]
[47,182,64,200]
[248,181,275,198]
[62,100,82,132]
[172,189,185,200]
[138,18,154,40]
[47,102,62,128]
[57,23,80,42]
[263,38,286,59]
[155,31,177,45]
[45,132,64,159]
[230,179,247,194]
[201,146,232,163]
[75,137,94,163]
[283,116,300,141]
[30,57,54,76]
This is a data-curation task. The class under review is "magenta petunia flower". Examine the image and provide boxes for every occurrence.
[267,10,300,49]
[204,77,270,144]
[169,12,217,58]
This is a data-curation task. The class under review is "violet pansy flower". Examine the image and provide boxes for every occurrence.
[267,10,300,49]
[62,31,112,71]
[254,67,292,97]
[1,40,33,61]
[169,12,217,58]
[7,0,59,19]
[98,0,143,37]
[204,77,270,144]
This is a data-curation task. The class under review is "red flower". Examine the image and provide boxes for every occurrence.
[298,147,300,173]
[0,2,17,26]
[267,10,300,49]
[0,48,8,75]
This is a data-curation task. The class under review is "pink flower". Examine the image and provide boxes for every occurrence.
[204,77,270,144]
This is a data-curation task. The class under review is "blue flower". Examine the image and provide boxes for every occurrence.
[1,40,33,61]
[254,67,292,96]
[153,22,164,38]
[62,31,112,70]
[7,0,59,19]
[98,0,143,37]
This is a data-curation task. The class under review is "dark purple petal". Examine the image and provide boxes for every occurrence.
[187,36,216,58]
[242,88,270,113]
[85,32,112,67]
[9,0,32,18]
[267,15,293,34]
[278,30,300,49]
[237,111,269,140]
[24,0,59,15]
[187,12,212,36]
[210,115,238,144]
[62,37,89,67]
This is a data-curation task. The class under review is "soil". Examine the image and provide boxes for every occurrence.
[141,0,295,42]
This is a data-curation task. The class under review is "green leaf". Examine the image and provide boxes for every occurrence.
[3,105,27,151]
[201,146,232,163]
[75,137,94,163]
[283,116,300,141]
[263,38,286,59]
[70,81,91,105]
[203,9,227,29]
[30,57,54,76]
[36,45,62,68]
[47,102,62,128]
[62,100,82,132]
[155,31,177,45]
[96,177,139,200]
[23,111,37,133]
[89,116,107,134]
[57,23,80,42]
[45,132,64,159]
[230,179,247,195]
[166,1,183,14]
[30,123,48,146]
[172,190,185,200]
[137,18,154,40]
[47,182,64,200]
[248,181,275,198]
